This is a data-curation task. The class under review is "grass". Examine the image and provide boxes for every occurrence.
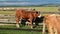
[0,25,42,34]
[0,11,15,15]
[0,25,16,28]
[0,25,48,34]
[0,24,43,29]
[0,30,42,34]
[0,7,58,15]
[0,6,58,12]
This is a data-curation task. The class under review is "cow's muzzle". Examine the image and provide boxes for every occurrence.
[38,14,41,18]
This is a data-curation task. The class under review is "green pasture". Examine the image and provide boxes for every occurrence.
[0,7,58,34]
[18,7,58,12]
[0,24,48,34]
[0,11,15,15]
[0,7,58,15]
[1,7,58,12]
[0,24,44,29]
[0,30,42,34]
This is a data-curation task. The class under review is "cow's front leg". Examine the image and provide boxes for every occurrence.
[29,19,33,29]
[16,18,20,28]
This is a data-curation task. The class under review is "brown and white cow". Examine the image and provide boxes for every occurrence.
[15,9,41,29]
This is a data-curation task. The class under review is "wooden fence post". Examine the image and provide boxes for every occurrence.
[42,18,46,34]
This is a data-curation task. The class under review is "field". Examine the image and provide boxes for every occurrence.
[0,24,48,34]
[17,7,58,12]
[0,7,58,15]
[0,30,42,34]
[0,7,58,34]
[0,25,42,34]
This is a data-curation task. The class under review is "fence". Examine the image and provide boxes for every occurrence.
[0,14,16,23]
[0,12,60,23]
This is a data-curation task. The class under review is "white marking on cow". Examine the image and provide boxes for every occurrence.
[38,14,41,18]
[26,21,29,25]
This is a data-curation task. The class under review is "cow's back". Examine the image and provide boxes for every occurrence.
[16,9,39,19]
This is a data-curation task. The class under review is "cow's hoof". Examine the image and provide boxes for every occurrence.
[31,26,33,29]
[16,24,20,28]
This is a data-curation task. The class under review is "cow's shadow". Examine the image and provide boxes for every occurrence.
[20,16,44,26]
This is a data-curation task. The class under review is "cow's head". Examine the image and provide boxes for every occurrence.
[36,11,41,18]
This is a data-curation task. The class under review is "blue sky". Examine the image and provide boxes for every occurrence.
[0,0,60,6]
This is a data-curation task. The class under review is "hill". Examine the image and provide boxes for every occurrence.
[0,4,60,7]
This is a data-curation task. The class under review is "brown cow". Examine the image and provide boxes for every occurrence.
[45,14,60,34]
[15,9,40,29]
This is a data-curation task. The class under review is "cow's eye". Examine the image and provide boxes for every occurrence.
[36,12,38,14]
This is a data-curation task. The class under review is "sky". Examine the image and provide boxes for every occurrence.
[0,0,60,6]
